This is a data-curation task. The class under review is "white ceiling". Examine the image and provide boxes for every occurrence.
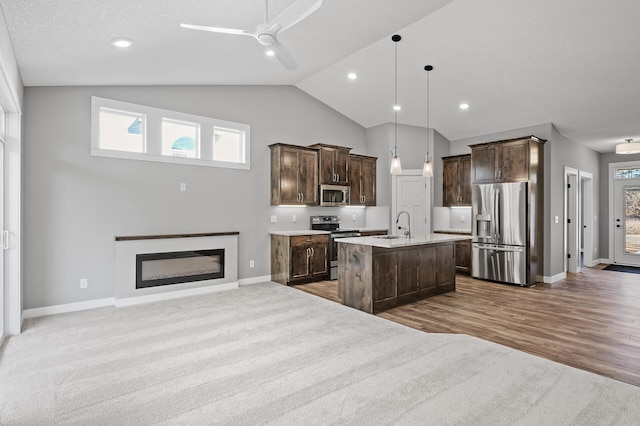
[2,0,640,153]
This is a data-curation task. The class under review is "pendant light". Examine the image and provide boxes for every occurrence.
[422,65,434,178]
[616,138,640,154]
[390,34,402,174]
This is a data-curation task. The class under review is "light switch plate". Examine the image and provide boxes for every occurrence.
[270,215,277,223]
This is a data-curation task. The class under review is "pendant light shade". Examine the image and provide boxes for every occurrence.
[390,34,402,175]
[616,139,640,154]
[422,65,434,178]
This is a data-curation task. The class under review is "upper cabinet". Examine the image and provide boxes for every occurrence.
[270,143,318,206]
[471,137,543,184]
[443,154,471,206]
[349,154,377,206]
[309,144,351,185]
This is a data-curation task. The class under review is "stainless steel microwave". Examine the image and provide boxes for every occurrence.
[319,185,350,207]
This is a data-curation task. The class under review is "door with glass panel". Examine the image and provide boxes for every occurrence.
[614,177,640,266]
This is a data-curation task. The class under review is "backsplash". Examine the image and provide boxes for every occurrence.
[433,206,472,232]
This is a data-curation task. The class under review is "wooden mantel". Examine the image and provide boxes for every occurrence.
[115,231,239,242]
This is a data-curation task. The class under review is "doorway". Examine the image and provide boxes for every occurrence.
[613,178,640,266]
[564,167,594,273]
[392,170,430,237]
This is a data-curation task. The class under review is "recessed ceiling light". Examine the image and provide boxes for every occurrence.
[265,49,275,57]
[393,105,401,111]
[459,103,470,110]
[111,38,133,48]
[348,73,357,80]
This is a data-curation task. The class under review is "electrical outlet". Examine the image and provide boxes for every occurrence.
[180,183,187,192]
[554,215,559,224]
[460,215,465,222]
[352,214,356,221]
[80,278,88,289]
[270,215,277,223]
[292,215,297,223]
[249,260,255,268]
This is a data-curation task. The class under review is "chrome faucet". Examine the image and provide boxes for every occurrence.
[396,210,411,238]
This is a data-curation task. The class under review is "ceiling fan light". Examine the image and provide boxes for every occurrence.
[265,49,275,56]
[616,139,640,154]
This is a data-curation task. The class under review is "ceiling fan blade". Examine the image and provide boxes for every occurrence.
[271,0,322,32]
[180,23,253,36]
[271,42,298,70]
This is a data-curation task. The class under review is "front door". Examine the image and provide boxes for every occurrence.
[613,179,640,266]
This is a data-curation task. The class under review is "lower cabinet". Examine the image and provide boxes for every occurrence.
[360,230,388,237]
[371,242,455,313]
[271,234,329,285]
[455,239,471,274]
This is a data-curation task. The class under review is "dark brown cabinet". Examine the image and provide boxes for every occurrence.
[349,154,377,206]
[309,144,351,185]
[271,233,329,285]
[455,239,471,274]
[471,138,530,184]
[369,243,455,312]
[270,144,318,206]
[443,154,471,206]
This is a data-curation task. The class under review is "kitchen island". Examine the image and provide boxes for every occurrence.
[337,234,472,314]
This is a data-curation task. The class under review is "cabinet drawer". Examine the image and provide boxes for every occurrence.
[290,234,329,247]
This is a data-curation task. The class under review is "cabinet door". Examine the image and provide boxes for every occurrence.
[472,145,498,184]
[373,252,396,302]
[443,158,460,206]
[436,244,455,288]
[499,140,529,182]
[310,243,329,278]
[455,239,471,273]
[279,147,302,204]
[361,157,377,206]
[298,149,318,205]
[417,246,437,291]
[397,249,418,297]
[290,246,310,280]
[335,149,350,185]
[349,157,363,205]
[318,147,335,185]
[459,156,472,205]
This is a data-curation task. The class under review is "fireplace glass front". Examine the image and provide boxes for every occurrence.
[136,249,225,289]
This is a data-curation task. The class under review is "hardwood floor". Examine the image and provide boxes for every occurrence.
[295,265,640,387]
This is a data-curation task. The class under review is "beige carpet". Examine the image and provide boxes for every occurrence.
[1,282,639,425]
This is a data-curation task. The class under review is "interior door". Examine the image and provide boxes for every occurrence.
[614,179,640,266]
[393,173,429,236]
[0,141,3,339]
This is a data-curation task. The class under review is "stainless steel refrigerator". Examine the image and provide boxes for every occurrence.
[471,182,528,285]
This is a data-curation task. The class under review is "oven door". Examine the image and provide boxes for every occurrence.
[329,232,361,279]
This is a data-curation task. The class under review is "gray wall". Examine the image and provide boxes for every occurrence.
[451,123,601,279]
[23,85,366,309]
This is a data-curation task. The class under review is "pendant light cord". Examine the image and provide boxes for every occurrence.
[394,37,399,155]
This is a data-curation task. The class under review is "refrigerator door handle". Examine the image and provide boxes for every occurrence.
[493,188,500,240]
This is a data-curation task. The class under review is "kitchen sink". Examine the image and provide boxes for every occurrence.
[373,235,403,239]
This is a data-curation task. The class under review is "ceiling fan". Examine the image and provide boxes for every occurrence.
[180,0,323,70]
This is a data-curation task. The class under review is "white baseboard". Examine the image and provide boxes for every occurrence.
[595,258,611,265]
[23,297,116,319]
[115,282,239,307]
[239,275,272,286]
[542,272,566,283]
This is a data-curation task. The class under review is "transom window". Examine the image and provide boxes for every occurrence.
[91,97,250,170]
[614,167,640,179]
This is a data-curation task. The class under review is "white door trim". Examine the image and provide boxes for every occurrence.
[608,161,640,266]
[579,170,594,267]
[564,167,579,273]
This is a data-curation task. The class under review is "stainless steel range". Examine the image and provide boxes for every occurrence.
[310,215,361,280]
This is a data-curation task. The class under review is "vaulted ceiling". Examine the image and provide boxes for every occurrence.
[2,0,639,153]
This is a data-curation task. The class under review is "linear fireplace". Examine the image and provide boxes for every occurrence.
[136,249,225,289]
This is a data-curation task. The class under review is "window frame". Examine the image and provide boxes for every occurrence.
[91,96,251,170]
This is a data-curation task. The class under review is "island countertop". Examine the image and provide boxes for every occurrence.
[337,233,472,248]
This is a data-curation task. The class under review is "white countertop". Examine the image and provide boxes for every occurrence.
[434,228,472,235]
[269,230,330,236]
[338,233,472,248]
